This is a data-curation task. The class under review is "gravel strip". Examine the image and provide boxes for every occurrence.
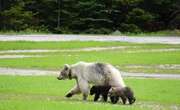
[0,46,128,54]
[0,55,44,59]
[123,64,180,70]
[0,35,180,44]
[0,67,180,79]
[0,48,180,54]
[0,67,57,76]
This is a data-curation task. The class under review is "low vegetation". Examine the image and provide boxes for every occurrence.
[0,40,180,110]
[0,41,180,74]
[0,76,179,110]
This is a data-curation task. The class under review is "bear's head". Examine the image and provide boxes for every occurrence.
[90,86,98,95]
[57,64,72,80]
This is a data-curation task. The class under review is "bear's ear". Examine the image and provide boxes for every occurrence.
[109,87,115,94]
[64,64,70,70]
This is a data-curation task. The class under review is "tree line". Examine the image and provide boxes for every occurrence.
[0,0,180,34]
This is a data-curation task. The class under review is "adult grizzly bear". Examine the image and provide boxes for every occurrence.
[57,61,134,101]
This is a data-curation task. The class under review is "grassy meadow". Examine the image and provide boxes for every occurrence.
[0,41,180,74]
[0,76,180,110]
[0,41,180,110]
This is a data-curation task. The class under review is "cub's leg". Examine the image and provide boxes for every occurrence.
[120,95,127,104]
[102,94,108,102]
[94,93,100,101]
[110,96,119,104]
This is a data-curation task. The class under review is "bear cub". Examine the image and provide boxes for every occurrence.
[90,86,136,105]
[109,87,136,104]
[90,85,111,102]
[90,85,120,103]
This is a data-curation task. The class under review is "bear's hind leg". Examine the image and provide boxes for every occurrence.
[78,79,89,100]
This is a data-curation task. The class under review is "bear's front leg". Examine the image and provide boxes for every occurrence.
[66,84,80,98]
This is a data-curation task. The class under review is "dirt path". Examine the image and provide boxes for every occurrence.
[0,47,180,54]
[0,55,44,59]
[0,67,57,76]
[124,64,180,70]
[0,35,180,44]
[0,46,128,54]
[0,67,180,79]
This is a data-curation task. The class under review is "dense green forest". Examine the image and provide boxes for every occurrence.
[0,0,180,34]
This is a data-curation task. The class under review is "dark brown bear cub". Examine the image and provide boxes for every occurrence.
[90,85,111,101]
[109,87,136,104]
[90,85,119,103]
[90,85,113,102]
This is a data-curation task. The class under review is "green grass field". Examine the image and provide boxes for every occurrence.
[0,76,179,110]
[1,41,179,50]
[0,41,180,110]
[0,41,180,74]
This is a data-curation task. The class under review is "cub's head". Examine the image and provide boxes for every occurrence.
[109,87,136,105]
[123,87,136,104]
[57,64,71,80]
[108,87,120,104]
[108,87,122,96]
[90,86,98,95]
